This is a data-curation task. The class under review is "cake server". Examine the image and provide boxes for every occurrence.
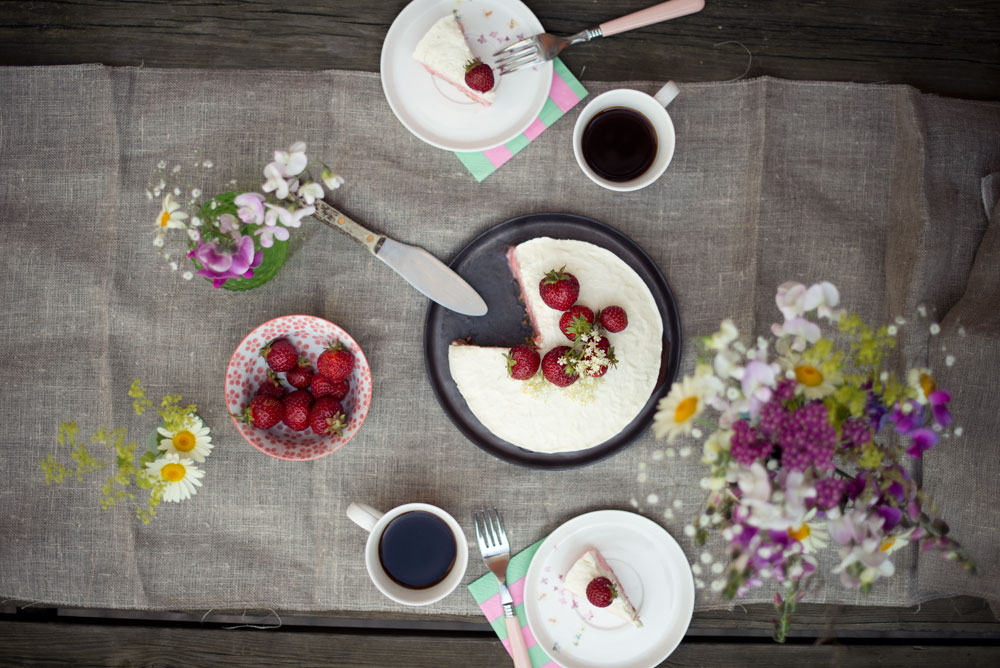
[474,509,531,668]
[494,0,705,74]
[301,197,488,317]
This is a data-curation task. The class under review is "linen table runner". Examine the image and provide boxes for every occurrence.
[1,66,999,616]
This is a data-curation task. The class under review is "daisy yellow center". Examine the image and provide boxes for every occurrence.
[674,397,698,423]
[919,373,936,397]
[880,537,896,552]
[159,210,171,227]
[172,430,196,452]
[795,365,824,387]
[788,524,811,541]
[160,462,186,482]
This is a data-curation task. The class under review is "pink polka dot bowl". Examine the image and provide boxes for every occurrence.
[225,315,372,461]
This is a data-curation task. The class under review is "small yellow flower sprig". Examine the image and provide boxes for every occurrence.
[41,380,198,524]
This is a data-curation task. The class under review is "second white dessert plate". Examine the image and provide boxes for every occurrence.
[381,0,554,152]
[523,510,694,668]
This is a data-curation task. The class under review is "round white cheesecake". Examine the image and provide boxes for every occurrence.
[448,237,662,453]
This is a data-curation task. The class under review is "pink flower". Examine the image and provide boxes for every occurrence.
[189,232,262,289]
[235,192,266,224]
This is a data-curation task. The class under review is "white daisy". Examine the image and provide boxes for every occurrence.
[157,415,213,462]
[906,368,936,405]
[654,375,710,442]
[145,453,204,502]
[787,508,829,554]
[777,347,842,400]
[156,193,189,229]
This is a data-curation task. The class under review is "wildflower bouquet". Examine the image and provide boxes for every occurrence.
[149,141,344,290]
[653,281,975,641]
[42,381,212,523]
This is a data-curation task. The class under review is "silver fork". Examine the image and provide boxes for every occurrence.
[474,509,531,668]
[494,0,705,75]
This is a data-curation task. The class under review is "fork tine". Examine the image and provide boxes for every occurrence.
[493,37,532,57]
[495,47,537,69]
[485,509,498,547]
[499,55,541,75]
[492,508,508,547]
[494,43,535,63]
[473,511,485,550]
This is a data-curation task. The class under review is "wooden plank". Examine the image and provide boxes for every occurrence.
[0,1,997,99]
[40,594,1000,639]
[1,620,1000,667]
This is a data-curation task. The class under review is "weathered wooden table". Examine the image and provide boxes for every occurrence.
[1,1,999,666]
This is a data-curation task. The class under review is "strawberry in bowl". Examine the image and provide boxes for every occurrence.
[225,315,372,461]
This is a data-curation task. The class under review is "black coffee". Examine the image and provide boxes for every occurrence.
[581,107,658,182]
[378,511,457,589]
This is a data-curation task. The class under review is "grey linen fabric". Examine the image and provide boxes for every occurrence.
[0,66,998,617]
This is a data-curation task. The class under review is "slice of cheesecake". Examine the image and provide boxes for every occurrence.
[412,15,495,107]
[564,547,643,627]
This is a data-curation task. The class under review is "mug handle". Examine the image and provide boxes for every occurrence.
[654,80,680,108]
[346,502,383,533]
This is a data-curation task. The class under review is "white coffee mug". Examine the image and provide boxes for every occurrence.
[572,81,679,192]
[346,501,468,606]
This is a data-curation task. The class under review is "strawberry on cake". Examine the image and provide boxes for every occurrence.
[564,547,643,628]
[412,15,496,106]
[447,237,663,453]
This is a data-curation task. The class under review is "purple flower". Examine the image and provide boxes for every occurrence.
[905,428,938,459]
[928,390,952,427]
[841,418,872,448]
[813,477,849,510]
[189,233,263,288]
[730,420,774,465]
[875,505,903,532]
[778,402,836,472]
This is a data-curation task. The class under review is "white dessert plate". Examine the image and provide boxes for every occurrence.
[524,510,694,668]
[380,0,554,152]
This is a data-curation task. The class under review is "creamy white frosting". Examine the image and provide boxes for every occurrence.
[564,548,642,626]
[448,237,662,453]
[412,15,495,106]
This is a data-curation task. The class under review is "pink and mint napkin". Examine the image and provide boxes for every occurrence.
[455,59,588,182]
[468,538,559,667]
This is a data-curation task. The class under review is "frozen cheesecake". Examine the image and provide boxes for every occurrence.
[412,15,495,106]
[564,548,643,627]
[447,237,662,453]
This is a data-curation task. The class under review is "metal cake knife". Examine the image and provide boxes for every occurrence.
[300,197,488,317]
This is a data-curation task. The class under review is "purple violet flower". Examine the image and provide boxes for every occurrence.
[928,389,952,427]
[189,232,263,289]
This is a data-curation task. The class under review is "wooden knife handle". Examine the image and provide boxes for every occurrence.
[301,197,382,255]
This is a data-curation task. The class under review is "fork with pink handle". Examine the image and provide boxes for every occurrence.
[494,0,706,75]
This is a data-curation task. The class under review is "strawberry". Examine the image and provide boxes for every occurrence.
[538,267,580,311]
[242,395,284,430]
[282,389,314,431]
[329,380,350,400]
[317,342,355,383]
[285,359,314,389]
[541,346,578,387]
[504,345,540,380]
[598,305,629,333]
[585,576,617,608]
[260,338,299,373]
[256,370,286,398]
[584,335,618,378]
[559,305,595,341]
[309,396,347,436]
[464,59,495,93]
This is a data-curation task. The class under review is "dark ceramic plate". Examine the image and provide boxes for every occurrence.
[423,213,681,469]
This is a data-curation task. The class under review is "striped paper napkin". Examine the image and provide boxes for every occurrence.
[455,58,588,182]
[468,538,559,667]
